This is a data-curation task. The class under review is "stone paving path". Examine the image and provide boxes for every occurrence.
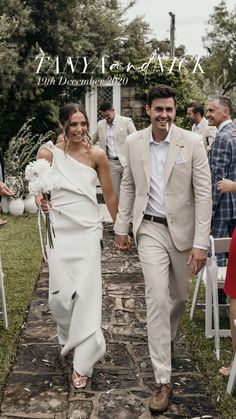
[0,222,218,418]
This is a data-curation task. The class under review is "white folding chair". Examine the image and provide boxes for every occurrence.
[0,256,8,330]
[190,235,231,359]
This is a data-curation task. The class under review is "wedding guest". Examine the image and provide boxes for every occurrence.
[91,102,136,196]
[0,182,14,197]
[217,178,236,377]
[36,103,118,389]
[186,101,216,152]
[114,85,212,413]
[207,96,236,266]
[207,95,236,304]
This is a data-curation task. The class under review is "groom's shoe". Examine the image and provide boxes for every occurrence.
[149,383,173,413]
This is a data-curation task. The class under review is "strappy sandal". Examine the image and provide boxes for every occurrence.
[219,365,232,377]
[72,370,89,389]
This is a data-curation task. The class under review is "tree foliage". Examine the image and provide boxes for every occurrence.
[147,38,186,58]
[0,0,153,148]
[0,0,196,150]
[0,1,31,97]
[203,0,236,95]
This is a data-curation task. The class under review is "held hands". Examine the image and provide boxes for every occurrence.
[0,182,14,197]
[187,248,207,275]
[114,234,131,251]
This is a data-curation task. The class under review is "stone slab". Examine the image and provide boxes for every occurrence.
[1,373,68,417]
[13,343,62,374]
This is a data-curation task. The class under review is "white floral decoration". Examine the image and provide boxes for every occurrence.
[25,159,59,195]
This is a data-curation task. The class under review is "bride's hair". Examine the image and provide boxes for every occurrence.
[59,103,91,150]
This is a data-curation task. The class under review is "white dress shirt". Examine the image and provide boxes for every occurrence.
[192,117,208,133]
[106,115,117,158]
[145,127,172,217]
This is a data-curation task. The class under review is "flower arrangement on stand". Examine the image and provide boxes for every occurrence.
[4,119,54,215]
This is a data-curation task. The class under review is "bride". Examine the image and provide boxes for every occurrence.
[36,103,118,389]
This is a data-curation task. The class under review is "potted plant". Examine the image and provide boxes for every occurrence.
[3,119,54,215]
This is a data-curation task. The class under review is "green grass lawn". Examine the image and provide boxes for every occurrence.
[0,213,42,397]
[181,279,236,419]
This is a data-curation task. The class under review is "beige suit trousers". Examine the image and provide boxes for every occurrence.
[109,158,124,197]
[137,219,192,384]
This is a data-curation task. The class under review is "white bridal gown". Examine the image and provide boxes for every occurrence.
[42,141,105,377]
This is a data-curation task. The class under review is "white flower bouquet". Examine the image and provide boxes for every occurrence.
[25,159,59,252]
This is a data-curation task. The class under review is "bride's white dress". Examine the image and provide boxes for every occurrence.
[43,141,105,377]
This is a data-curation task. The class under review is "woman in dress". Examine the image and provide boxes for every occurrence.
[36,103,118,388]
[217,179,236,376]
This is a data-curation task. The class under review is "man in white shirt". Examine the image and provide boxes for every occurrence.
[187,101,216,151]
[91,102,136,196]
[114,85,212,413]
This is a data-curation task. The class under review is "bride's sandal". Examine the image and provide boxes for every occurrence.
[219,365,232,377]
[72,370,89,389]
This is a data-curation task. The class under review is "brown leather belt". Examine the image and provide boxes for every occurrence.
[143,214,168,226]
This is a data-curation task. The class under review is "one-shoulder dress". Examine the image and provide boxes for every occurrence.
[43,141,105,376]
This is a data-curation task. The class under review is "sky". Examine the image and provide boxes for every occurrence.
[121,0,236,55]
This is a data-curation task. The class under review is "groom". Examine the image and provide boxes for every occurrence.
[114,85,212,413]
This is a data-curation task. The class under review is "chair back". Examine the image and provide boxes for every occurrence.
[209,235,231,258]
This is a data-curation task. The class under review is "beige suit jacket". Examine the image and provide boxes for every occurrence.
[114,124,212,251]
[91,114,136,166]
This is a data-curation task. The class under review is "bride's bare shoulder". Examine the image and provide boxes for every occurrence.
[91,146,106,158]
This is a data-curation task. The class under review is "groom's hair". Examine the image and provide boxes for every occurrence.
[147,85,176,107]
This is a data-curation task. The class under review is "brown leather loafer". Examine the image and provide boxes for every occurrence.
[149,383,173,413]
